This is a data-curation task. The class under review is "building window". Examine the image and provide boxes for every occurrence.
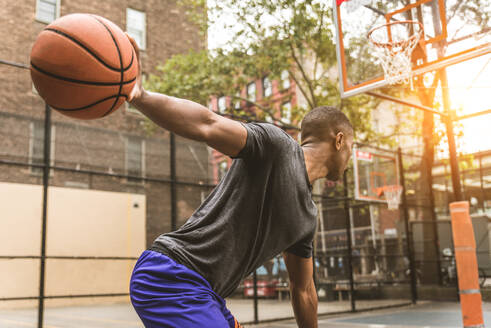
[263,76,272,98]
[218,160,228,181]
[265,115,274,124]
[36,0,60,24]
[217,96,226,113]
[126,136,145,182]
[29,121,55,175]
[126,8,146,50]
[247,82,256,103]
[234,91,241,110]
[282,101,292,124]
[281,70,290,90]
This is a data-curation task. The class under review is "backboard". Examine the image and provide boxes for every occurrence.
[353,145,399,202]
[334,0,491,98]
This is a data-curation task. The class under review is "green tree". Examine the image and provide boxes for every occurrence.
[147,0,387,143]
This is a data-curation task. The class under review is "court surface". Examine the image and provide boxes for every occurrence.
[258,302,491,328]
[1,301,490,327]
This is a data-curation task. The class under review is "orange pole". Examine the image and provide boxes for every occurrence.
[450,201,485,328]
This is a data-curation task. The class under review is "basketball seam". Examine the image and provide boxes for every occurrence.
[90,15,124,117]
[43,28,134,73]
[30,62,135,86]
[50,94,128,112]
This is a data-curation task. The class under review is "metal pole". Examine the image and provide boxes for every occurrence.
[425,149,442,285]
[37,103,52,328]
[170,133,177,231]
[479,156,485,212]
[397,148,417,304]
[366,91,446,117]
[440,70,463,201]
[343,171,356,312]
[253,270,258,324]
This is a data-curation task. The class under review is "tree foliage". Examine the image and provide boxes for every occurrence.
[146,0,387,143]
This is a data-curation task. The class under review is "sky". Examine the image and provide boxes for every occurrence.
[445,55,491,154]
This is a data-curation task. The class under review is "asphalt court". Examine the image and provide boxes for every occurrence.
[259,302,491,328]
[1,301,490,327]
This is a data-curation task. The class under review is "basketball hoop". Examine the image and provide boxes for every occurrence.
[368,20,424,85]
[376,185,403,210]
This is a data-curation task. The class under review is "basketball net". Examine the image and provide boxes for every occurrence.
[379,185,403,210]
[368,20,423,85]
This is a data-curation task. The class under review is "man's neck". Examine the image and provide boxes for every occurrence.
[302,145,329,184]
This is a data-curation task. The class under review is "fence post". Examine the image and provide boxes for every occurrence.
[343,171,356,311]
[397,147,417,304]
[37,103,52,328]
[253,270,258,324]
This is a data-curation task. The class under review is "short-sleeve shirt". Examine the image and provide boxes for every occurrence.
[151,123,318,298]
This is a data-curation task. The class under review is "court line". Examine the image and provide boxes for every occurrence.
[319,320,460,328]
[46,312,142,325]
[0,318,61,328]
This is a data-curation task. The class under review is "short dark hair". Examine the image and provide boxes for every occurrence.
[300,106,353,144]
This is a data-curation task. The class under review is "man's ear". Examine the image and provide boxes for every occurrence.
[335,132,344,151]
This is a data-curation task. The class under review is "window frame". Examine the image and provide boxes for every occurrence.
[126,8,147,50]
[281,70,291,90]
[29,121,55,176]
[262,76,272,98]
[233,91,241,110]
[217,96,227,113]
[125,136,146,183]
[282,101,292,124]
[35,0,61,24]
[247,82,256,104]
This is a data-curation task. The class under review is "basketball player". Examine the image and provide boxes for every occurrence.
[126,35,354,328]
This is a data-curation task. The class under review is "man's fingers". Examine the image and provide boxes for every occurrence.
[125,32,141,59]
[124,32,142,103]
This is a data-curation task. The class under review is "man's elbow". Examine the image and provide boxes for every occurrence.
[196,110,218,142]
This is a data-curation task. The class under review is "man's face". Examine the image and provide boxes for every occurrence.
[326,133,353,182]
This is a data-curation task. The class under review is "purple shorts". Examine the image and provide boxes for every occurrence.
[130,250,239,328]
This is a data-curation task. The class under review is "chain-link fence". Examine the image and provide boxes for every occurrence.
[1,60,491,327]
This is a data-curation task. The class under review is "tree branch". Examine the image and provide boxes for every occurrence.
[228,94,294,127]
[288,39,317,108]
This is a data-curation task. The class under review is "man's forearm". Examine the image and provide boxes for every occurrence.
[131,91,213,142]
[290,279,318,328]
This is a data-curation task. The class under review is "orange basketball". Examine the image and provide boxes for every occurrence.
[30,13,138,120]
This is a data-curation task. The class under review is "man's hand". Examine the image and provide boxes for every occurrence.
[125,33,144,103]
[283,252,318,328]
[123,34,247,157]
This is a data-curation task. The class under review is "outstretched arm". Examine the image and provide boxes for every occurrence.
[126,35,247,157]
[283,252,318,328]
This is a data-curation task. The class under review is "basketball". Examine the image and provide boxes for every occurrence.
[30,13,138,120]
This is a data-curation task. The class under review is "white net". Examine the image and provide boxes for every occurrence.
[368,21,423,84]
[383,185,403,210]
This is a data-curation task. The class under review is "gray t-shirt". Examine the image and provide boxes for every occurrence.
[151,123,318,298]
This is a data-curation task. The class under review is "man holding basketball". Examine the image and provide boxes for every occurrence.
[126,36,353,328]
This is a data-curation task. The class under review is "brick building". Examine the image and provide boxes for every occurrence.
[209,71,301,182]
[0,0,210,246]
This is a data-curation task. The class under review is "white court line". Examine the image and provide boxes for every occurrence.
[0,318,61,328]
[319,319,460,328]
[46,312,142,325]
